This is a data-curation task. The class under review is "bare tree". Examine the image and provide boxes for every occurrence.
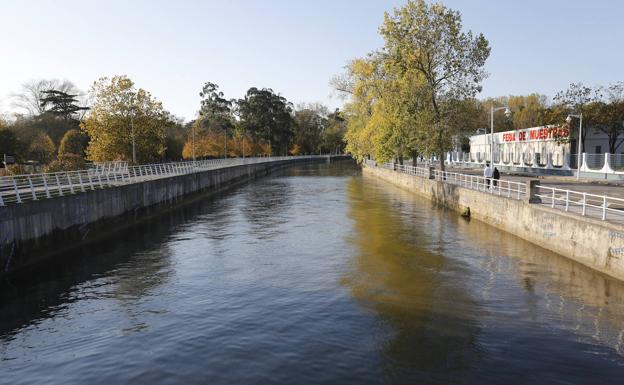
[329,70,355,99]
[554,82,601,152]
[595,82,624,153]
[11,79,80,116]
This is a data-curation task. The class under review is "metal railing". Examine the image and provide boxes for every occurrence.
[369,160,624,223]
[584,154,605,170]
[380,163,526,200]
[611,154,624,171]
[0,156,319,206]
[535,185,624,221]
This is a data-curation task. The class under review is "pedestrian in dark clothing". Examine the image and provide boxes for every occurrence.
[493,167,500,187]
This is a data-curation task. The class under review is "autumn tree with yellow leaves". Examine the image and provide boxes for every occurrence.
[81,76,168,163]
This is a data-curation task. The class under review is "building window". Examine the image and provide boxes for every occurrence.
[596,145,602,154]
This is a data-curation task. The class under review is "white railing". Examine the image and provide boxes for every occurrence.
[380,163,526,200]
[371,160,624,223]
[584,154,604,170]
[0,156,320,206]
[535,185,624,221]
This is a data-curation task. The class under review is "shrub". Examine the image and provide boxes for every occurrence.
[6,164,28,175]
[59,129,88,156]
[28,132,55,164]
[44,154,86,172]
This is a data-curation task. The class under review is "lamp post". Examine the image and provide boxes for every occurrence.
[130,94,136,164]
[567,113,583,180]
[490,106,512,165]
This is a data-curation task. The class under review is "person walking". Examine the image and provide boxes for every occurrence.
[483,162,492,188]
[493,167,500,188]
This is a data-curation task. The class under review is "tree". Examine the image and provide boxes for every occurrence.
[28,132,55,163]
[197,82,234,158]
[592,82,624,154]
[44,154,86,172]
[40,90,89,122]
[323,109,347,154]
[237,87,295,155]
[379,0,490,170]
[341,55,392,162]
[164,117,187,160]
[0,129,19,157]
[81,76,168,163]
[292,103,328,154]
[11,79,80,116]
[554,83,601,152]
[58,129,88,156]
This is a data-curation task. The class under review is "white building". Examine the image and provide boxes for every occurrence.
[465,125,615,168]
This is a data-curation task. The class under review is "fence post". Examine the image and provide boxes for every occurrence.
[525,180,541,204]
[27,176,37,200]
[55,175,63,196]
[12,178,22,203]
[43,175,51,198]
[603,196,607,220]
[78,173,86,192]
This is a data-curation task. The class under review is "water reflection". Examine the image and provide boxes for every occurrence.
[0,192,233,339]
[459,220,624,356]
[241,179,292,239]
[2,162,624,385]
[344,178,483,383]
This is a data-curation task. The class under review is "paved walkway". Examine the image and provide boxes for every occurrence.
[441,165,624,226]
[447,166,624,199]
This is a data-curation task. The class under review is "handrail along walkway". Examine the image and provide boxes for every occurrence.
[365,159,624,223]
[0,156,320,206]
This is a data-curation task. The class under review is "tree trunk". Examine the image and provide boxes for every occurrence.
[411,150,418,167]
[609,132,617,154]
[438,131,445,173]
[398,155,404,165]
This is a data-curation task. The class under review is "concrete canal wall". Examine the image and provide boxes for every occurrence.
[0,157,333,274]
[363,165,624,282]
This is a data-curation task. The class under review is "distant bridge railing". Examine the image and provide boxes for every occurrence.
[0,156,321,206]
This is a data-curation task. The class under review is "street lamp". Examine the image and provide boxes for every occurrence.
[567,113,583,180]
[130,94,136,164]
[491,106,512,165]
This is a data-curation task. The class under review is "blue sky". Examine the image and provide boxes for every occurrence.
[1,0,622,121]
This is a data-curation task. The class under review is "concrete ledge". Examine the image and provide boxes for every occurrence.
[0,158,327,275]
[363,165,624,282]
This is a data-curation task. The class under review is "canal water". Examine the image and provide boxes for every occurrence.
[1,162,624,384]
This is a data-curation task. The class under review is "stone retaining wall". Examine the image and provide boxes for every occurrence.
[364,165,624,282]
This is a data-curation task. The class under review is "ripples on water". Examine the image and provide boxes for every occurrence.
[1,161,624,384]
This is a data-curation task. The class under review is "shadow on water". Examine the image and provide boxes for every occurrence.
[0,186,236,339]
[343,178,483,384]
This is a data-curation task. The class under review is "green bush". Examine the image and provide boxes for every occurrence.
[7,164,28,175]
[59,129,88,156]
[44,154,86,172]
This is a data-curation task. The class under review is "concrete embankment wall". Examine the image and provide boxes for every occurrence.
[0,158,326,274]
[363,165,624,282]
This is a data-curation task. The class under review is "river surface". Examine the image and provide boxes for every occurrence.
[2,162,624,384]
